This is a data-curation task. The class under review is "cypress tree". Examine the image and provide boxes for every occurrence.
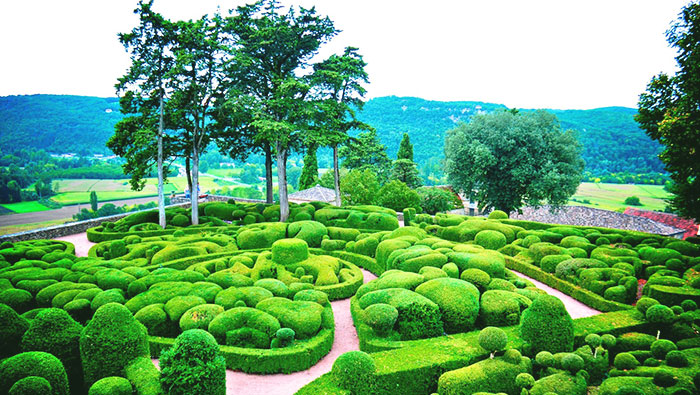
[299,145,320,191]
[397,133,413,161]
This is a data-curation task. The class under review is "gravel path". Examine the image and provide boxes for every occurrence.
[58,231,599,394]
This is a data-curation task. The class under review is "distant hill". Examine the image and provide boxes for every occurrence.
[0,95,120,155]
[355,96,665,175]
[0,94,664,175]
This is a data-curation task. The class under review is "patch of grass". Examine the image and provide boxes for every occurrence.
[569,182,671,212]
[0,218,70,235]
[206,168,242,177]
[0,201,53,214]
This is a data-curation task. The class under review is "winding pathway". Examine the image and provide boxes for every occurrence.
[56,232,599,395]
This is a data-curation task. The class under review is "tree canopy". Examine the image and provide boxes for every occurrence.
[340,129,391,184]
[444,110,584,213]
[636,2,700,220]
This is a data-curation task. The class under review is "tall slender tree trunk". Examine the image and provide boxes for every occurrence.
[191,131,200,226]
[264,143,273,204]
[276,141,289,222]
[157,96,166,228]
[185,157,192,193]
[333,144,341,206]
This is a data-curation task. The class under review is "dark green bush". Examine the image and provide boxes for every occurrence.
[226,327,270,349]
[415,278,480,333]
[159,329,226,395]
[0,351,69,395]
[635,297,659,315]
[0,289,34,314]
[332,351,376,395]
[8,376,52,395]
[88,376,132,395]
[650,339,677,359]
[560,353,584,374]
[0,303,29,358]
[179,304,224,332]
[653,369,676,387]
[665,350,688,367]
[613,352,639,370]
[21,308,84,392]
[520,295,574,355]
[79,303,150,388]
[270,327,295,348]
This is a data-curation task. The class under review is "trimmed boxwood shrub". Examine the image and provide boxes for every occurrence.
[650,339,677,359]
[475,230,507,250]
[159,329,226,395]
[437,352,532,395]
[164,295,206,322]
[0,289,34,313]
[332,351,376,395]
[415,278,480,333]
[179,304,224,332]
[62,297,93,324]
[364,303,399,337]
[88,376,132,395]
[529,372,587,395]
[0,303,29,358]
[358,287,443,340]
[8,376,52,395]
[207,307,281,344]
[79,303,150,388]
[613,352,639,370]
[20,308,84,392]
[256,297,324,339]
[478,326,507,358]
[90,289,126,311]
[665,350,688,367]
[134,304,171,337]
[479,290,524,327]
[0,351,69,395]
[124,357,163,395]
[520,295,574,355]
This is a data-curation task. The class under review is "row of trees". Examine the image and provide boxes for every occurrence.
[112,0,369,226]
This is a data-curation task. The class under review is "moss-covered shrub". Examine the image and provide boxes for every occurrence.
[613,352,639,370]
[520,295,574,355]
[364,303,399,337]
[650,339,677,359]
[332,351,376,395]
[665,350,688,367]
[478,326,507,358]
[0,351,69,395]
[179,304,224,332]
[479,290,523,327]
[475,230,507,250]
[159,329,226,395]
[460,268,491,292]
[488,210,509,220]
[0,304,29,358]
[79,303,149,388]
[88,376,132,395]
[415,278,480,333]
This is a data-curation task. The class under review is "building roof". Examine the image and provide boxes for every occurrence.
[288,185,337,203]
[624,208,698,240]
[510,205,686,237]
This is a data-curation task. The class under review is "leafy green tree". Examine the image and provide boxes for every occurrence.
[445,110,584,213]
[225,0,337,220]
[309,47,370,206]
[287,166,302,190]
[340,168,379,206]
[298,145,320,190]
[90,191,98,211]
[340,129,391,184]
[397,133,413,161]
[636,2,700,221]
[391,159,422,189]
[240,164,259,185]
[112,0,175,228]
[7,180,20,202]
[418,187,457,214]
[377,180,421,212]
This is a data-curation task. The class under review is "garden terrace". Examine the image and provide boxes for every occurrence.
[0,201,698,394]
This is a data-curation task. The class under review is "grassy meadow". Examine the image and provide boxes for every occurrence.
[569,182,671,212]
[0,201,53,214]
[0,219,69,236]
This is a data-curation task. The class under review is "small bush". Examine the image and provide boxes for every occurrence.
[332,351,376,394]
[0,351,69,395]
[624,196,642,206]
[653,369,676,387]
[488,210,508,219]
[0,304,29,358]
[88,376,132,395]
[364,303,398,337]
[8,376,52,395]
[560,353,584,374]
[478,326,508,358]
[665,350,688,367]
[613,352,639,370]
[160,329,226,395]
[650,339,677,359]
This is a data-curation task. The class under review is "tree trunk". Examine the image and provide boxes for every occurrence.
[191,133,200,226]
[157,96,166,229]
[333,144,341,206]
[276,141,289,222]
[185,157,192,193]
[265,143,274,204]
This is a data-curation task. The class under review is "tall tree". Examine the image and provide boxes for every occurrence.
[445,110,584,213]
[340,128,391,184]
[112,0,175,228]
[309,47,370,206]
[397,132,414,161]
[636,2,700,220]
[298,144,320,190]
[391,159,422,188]
[225,0,337,221]
[168,14,228,225]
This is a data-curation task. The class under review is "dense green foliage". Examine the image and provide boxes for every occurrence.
[636,2,700,220]
[159,329,226,395]
[445,110,584,212]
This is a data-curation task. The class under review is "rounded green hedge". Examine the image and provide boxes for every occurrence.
[520,295,574,355]
[332,351,376,394]
[8,376,52,395]
[88,376,132,395]
[159,329,226,395]
[0,304,29,358]
[0,351,69,395]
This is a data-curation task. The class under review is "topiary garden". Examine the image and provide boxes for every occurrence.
[1,201,699,394]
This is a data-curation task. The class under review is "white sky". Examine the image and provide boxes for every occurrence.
[0,0,689,109]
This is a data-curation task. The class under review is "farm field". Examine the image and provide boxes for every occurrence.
[568,182,671,212]
[0,218,69,235]
[0,201,52,214]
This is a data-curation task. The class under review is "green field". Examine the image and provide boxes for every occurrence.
[51,176,236,205]
[569,182,671,212]
[0,219,70,236]
[0,201,52,214]
[206,168,243,178]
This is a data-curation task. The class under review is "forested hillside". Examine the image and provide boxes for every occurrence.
[355,96,665,176]
[0,94,664,176]
[0,95,120,155]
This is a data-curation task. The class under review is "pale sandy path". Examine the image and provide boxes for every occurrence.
[56,230,599,394]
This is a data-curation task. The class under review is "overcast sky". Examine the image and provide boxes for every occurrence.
[0,0,689,109]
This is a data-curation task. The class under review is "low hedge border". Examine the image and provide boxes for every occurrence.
[504,256,632,312]
[646,284,700,306]
[86,225,230,243]
[316,250,385,277]
[298,309,649,395]
[147,305,335,374]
